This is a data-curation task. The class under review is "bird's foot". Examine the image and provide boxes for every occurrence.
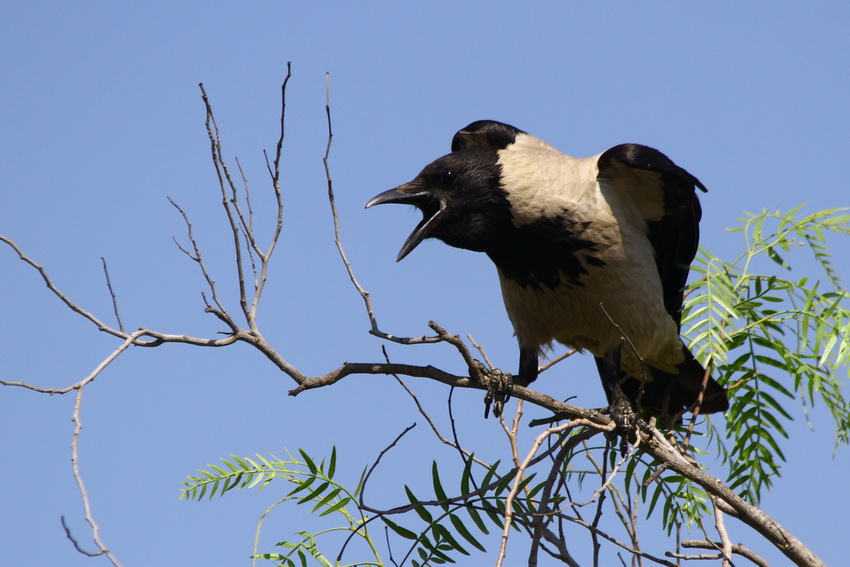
[482,368,513,419]
[606,387,638,456]
[608,388,636,429]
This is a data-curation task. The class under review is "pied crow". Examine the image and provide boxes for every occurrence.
[367,120,728,420]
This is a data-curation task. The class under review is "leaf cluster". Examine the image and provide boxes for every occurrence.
[683,206,850,501]
[181,449,379,567]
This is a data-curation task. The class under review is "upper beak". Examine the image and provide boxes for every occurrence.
[366,183,445,262]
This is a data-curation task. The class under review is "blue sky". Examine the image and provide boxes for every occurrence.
[1,2,848,566]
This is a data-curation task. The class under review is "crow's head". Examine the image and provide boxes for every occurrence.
[366,147,512,261]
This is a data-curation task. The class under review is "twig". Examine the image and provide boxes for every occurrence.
[675,540,769,567]
[559,515,677,567]
[383,347,490,467]
[467,333,496,371]
[321,71,382,336]
[680,356,715,452]
[100,257,124,333]
[198,82,253,327]
[538,348,577,374]
[1,235,124,340]
[528,428,599,567]
[61,332,143,567]
[713,497,734,566]
[251,65,289,322]
[166,197,232,323]
[427,321,486,382]
[359,424,418,511]
[583,442,642,559]
[496,418,613,567]
[577,440,639,510]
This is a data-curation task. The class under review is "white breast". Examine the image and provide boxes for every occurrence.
[496,163,684,375]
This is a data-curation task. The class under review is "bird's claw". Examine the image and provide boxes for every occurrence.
[609,389,637,429]
[482,369,513,419]
[606,387,638,455]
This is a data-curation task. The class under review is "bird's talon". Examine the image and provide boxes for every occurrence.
[471,360,489,383]
[609,394,637,429]
[482,369,512,419]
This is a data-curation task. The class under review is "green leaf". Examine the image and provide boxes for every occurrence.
[381,517,417,541]
[433,523,469,556]
[318,496,350,517]
[459,455,474,496]
[328,446,337,479]
[311,487,342,514]
[432,462,449,511]
[450,513,486,552]
[298,481,330,505]
[465,504,489,535]
[287,474,317,497]
[299,448,317,474]
[405,486,433,522]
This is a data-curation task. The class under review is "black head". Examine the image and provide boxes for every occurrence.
[366,147,511,261]
[451,120,526,152]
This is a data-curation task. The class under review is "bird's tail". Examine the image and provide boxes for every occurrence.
[619,344,729,418]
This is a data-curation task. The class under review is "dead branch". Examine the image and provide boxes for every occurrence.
[676,540,769,567]
[639,422,826,567]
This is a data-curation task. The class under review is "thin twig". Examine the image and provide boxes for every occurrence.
[198,82,252,327]
[166,197,232,324]
[713,497,734,566]
[496,418,613,567]
[100,257,124,333]
[252,65,289,321]
[358,424,418,511]
[538,348,578,374]
[383,346,490,467]
[60,332,144,567]
[676,540,769,567]
[467,333,496,371]
[321,71,383,337]
[681,356,715,452]
[1,235,123,339]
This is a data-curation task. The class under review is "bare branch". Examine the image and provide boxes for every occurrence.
[713,497,734,566]
[100,257,125,333]
[496,418,614,567]
[639,422,827,567]
[359,423,417,511]
[3,72,830,567]
[1,235,123,339]
[166,196,232,323]
[198,82,252,327]
[676,540,769,567]
[320,71,384,339]
[467,333,496,371]
[385,347,491,467]
[538,348,577,374]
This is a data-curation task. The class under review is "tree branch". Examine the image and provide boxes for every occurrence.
[639,422,826,567]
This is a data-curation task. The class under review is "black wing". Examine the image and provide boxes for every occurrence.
[597,144,706,329]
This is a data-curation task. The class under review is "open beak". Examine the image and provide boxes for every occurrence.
[366,182,445,262]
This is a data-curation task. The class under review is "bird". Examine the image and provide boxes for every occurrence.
[366,120,728,422]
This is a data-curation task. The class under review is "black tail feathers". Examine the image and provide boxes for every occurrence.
[601,344,728,420]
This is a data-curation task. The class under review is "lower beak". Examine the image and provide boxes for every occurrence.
[366,185,444,262]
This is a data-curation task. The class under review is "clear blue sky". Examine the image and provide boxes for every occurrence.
[1,2,848,566]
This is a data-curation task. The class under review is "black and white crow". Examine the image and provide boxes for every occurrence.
[367,120,728,420]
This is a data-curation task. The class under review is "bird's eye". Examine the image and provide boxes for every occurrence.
[441,169,457,186]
